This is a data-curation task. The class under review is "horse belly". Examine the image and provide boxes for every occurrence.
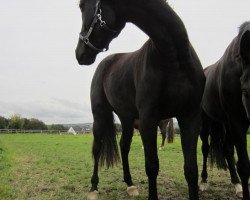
[160,83,191,118]
[109,95,138,118]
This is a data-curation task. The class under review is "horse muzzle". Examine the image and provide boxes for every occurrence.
[75,43,97,65]
[76,54,96,65]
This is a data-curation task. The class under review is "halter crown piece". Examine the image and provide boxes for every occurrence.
[79,0,120,52]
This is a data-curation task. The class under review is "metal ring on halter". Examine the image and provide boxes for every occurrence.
[97,13,106,27]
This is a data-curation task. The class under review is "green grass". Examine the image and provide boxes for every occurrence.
[0,134,248,199]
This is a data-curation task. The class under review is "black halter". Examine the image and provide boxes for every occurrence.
[79,0,120,52]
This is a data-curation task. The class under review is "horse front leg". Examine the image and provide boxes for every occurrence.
[120,118,139,196]
[223,127,242,198]
[139,110,159,200]
[177,110,200,200]
[228,118,250,200]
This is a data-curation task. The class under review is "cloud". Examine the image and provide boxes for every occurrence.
[0,98,92,124]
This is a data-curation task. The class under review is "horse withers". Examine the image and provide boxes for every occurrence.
[200,22,250,199]
[76,0,205,199]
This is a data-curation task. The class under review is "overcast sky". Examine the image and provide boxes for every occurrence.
[0,1,249,124]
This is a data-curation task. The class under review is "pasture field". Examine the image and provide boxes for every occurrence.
[0,134,249,200]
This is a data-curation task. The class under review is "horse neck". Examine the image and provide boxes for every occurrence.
[122,0,191,63]
[218,37,243,79]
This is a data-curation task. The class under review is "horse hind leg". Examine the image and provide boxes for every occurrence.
[199,112,211,192]
[87,102,119,200]
[87,121,101,200]
[167,118,174,144]
[158,120,167,150]
[159,130,166,150]
[119,118,139,196]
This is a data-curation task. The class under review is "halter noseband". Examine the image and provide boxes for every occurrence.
[79,0,120,52]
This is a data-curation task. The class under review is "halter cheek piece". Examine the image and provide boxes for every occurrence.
[79,0,120,52]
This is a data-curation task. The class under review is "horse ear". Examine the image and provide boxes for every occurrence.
[240,30,250,62]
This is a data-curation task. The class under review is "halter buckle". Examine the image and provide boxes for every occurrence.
[84,38,89,45]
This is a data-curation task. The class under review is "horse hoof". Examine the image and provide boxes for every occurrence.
[127,186,139,196]
[87,190,99,200]
[236,191,243,199]
[235,183,243,198]
[199,182,209,191]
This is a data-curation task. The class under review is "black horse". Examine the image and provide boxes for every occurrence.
[200,22,250,200]
[134,118,175,149]
[75,0,205,199]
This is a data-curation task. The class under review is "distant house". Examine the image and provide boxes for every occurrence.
[68,127,77,135]
[82,125,92,134]
[67,126,83,135]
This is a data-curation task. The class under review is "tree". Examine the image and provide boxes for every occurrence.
[48,124,67,131]
[0,116,9,129]
[28,118,47,130]
[8,114,24,129]
[22,118,31,130]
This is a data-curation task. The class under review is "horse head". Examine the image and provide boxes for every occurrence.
[75,0,125,65]
[239,23,250,120]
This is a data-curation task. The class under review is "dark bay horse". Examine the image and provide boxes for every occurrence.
[75,0,205,199]
[134,118,175,149]
[200,22,250,200]
[158,118,174,146]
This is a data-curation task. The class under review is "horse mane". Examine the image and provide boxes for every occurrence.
[239,21,250,36]
[229,21,250,58]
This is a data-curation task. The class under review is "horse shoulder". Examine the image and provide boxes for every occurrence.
[202,64,225,121]
[219,59,244,115]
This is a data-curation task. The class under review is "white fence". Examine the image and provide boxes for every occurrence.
[0,129,68,134]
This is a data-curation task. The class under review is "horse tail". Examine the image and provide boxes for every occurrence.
[167,118,174,143]
[91,57,120,168]
[93,107,120,168]
[208,121,227,170]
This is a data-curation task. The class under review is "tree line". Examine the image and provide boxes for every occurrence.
[0,114,67,131]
